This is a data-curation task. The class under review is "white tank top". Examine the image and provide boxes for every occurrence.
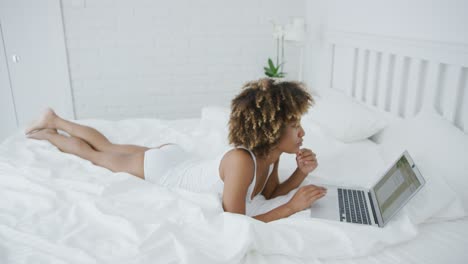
[234,147,274,203]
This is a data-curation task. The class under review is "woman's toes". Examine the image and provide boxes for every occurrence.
[24,108,58,135]
[26,128,56,140]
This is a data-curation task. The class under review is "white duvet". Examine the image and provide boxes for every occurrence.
[0,117,462,263]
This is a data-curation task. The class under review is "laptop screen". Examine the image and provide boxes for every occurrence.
[372,154,423,223]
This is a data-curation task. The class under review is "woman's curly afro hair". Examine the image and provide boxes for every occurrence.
[228,78,314,157]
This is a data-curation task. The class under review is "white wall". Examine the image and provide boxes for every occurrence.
[61,0,306,120]
[304,0,468,92]
[326,0,468,44]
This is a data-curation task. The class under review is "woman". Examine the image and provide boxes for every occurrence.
[25,78,326,222]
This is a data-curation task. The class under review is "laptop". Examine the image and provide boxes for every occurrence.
[310,151,425,227]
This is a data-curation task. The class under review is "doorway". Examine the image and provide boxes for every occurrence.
[0,0,74,141]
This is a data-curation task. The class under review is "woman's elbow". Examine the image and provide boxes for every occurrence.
[264,189,280,200]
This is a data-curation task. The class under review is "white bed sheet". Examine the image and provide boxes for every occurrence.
[322,217,468,264]
[0,118,466,263]
[241,217,468,264]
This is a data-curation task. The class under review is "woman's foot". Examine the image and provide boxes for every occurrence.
[24,108,58,135]
[26,128,58,140]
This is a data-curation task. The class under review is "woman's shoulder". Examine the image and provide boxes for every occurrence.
[221,148,254,166]
[219,148,255,181]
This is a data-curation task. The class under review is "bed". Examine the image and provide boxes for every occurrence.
[1,30,467,263]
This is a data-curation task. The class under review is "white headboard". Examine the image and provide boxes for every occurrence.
[323,30,468,133]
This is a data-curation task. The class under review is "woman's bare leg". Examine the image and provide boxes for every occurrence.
[28,129,96,160]
[25,108,149,154]
[28,129,145,179]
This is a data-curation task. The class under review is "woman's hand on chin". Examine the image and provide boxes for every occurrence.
[296,148,318,175]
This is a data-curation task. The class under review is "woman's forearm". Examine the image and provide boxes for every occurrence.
[253,202,296,223]
[270,168,307,198]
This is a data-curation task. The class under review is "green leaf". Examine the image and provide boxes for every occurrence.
[268,58,275,71]
[265,57,287,78]
[264,68,274,74]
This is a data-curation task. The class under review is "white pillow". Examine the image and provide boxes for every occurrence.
[191,106,231,157]
[304,89,388,143]
[378,110,467,224]
[200,106,230,126]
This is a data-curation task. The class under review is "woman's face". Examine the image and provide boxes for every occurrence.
[276,119,305,154]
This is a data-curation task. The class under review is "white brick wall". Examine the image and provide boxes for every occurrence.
[61,0,306,120]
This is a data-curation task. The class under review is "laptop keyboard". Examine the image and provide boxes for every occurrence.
[338,188,372,225]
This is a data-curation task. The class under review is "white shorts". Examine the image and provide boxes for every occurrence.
[144,143,225,195]
[143,144,188,184]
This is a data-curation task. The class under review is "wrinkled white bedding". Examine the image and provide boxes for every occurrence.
[0,118,466,263]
